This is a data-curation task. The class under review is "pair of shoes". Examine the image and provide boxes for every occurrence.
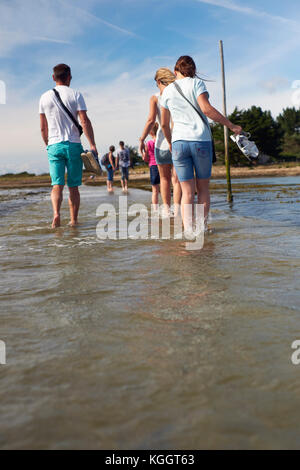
[230,132,259,162]
[81,150,102,175]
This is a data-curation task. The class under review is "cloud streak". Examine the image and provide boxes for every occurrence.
[0,0,137,56]
[71,6,138,37]
[196,0,300,28]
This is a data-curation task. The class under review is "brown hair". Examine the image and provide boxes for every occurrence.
[150,122,158,137]
[154,67,175,86]
[109,145,115,152]
[174,56,197,78]
[53,64,71,83]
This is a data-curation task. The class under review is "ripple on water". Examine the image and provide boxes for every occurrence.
[0,179,300,449]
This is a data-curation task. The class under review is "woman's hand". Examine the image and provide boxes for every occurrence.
[168,143,172,153]
[230,124,242,135]
[139,139,145,155]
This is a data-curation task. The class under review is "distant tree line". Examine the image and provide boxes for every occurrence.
[211,106,300,165]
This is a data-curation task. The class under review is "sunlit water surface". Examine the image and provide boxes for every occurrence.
[0,177,300,449]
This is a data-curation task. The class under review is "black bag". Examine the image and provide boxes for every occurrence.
[173,82,217,163]
[101,153,110,167]
[52,88,83,136]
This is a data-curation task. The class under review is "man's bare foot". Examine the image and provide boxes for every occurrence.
[69,220,78,227]
[52,214,61,228]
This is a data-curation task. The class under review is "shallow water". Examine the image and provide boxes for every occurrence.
[0,177,300,449]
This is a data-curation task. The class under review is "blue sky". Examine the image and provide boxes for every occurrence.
[0,0,299,174]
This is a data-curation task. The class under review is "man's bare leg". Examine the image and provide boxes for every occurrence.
[51,185,64,228]
[68,186,80,226]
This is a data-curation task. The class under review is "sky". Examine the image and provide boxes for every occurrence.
[0,0,299,174]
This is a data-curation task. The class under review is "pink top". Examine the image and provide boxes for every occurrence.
[146,140,157,167]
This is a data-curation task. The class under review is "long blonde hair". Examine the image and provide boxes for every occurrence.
[154,67,175,86]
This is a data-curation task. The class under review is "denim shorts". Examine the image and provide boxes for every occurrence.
[107,166,114,181]
[121,166,129,181]
[47,141,83,187]
[150,165,160,186]
[155,148,173,165]
[172,140,212,182]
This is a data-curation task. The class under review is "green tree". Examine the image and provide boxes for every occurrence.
[212,106,283,165]
[127,145,143,168]
[277,107,300,135]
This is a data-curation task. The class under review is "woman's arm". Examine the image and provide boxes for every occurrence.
[109,152,115,170]
[142,143,149,163]
[139,95,158,153]
[161,107,172,152]
[197,93,242,134]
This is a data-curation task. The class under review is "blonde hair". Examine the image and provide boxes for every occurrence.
[154,67,175,86]
[150,122,159,137]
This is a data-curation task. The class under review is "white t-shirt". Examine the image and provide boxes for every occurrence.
[117,148,130,167]
[39,85,87,145]
[155,94,170,152]
[160,77,211,143]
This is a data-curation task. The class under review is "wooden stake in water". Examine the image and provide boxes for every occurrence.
[219,40,233,202]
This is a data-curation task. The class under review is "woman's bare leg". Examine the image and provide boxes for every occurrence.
[152,184,160,208]
[179,179,195,232]
[171,167,182,216]
[157,163,172,213]
[196,178,210,221]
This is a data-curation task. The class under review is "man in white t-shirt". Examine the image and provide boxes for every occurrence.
[39,63,98,228]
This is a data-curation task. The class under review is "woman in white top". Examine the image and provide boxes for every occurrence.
[139,68,181,216]
[160,55,242,230]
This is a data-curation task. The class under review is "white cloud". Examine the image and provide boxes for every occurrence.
[0,0,137,56]
[0,71,154,174]
[0,60,293,175]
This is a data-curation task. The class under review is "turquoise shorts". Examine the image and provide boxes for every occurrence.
[47,141,83,187]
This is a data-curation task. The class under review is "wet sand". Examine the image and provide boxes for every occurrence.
[1,164,300,189]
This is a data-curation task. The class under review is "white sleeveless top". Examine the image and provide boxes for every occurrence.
[155,93,170,151]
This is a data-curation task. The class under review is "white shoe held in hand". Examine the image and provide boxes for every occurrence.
[230,132,259,162]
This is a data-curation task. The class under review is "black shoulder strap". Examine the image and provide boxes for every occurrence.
[173,81,217,163]
[52,88,83,136]
[173,81,210,131]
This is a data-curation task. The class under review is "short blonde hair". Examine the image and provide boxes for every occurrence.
[150,122,159,137]
[154,67,175,86]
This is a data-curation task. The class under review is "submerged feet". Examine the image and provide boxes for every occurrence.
[52,213,61,228]
[69,220,78,227]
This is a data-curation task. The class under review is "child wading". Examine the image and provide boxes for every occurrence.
[142,123,160,211]
[101,145,116,193]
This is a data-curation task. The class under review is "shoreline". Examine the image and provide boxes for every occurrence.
[0,164,299,189]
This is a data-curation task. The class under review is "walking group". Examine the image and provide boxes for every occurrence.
[39,56,242,231]
[100,142,131,194]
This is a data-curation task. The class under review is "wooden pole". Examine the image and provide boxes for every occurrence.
[219,40,233,202]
